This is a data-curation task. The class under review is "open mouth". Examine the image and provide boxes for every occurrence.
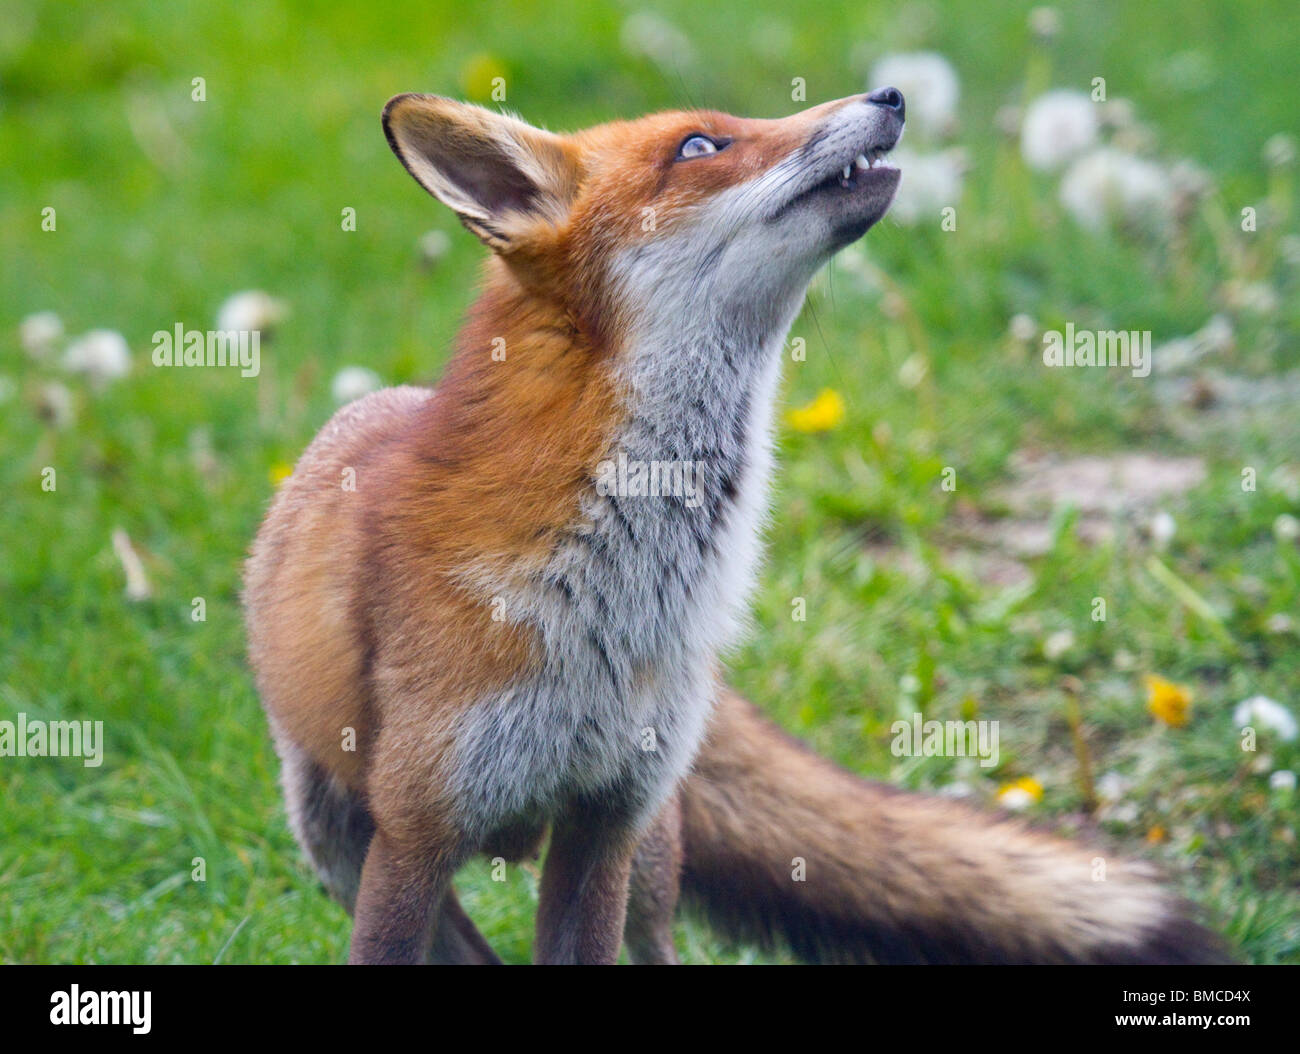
[774,142,900,220]
[824,146,898,191]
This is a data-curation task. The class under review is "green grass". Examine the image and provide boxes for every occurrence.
[2,0,1297,963]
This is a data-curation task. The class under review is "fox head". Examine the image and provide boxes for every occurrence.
[383,90,903,344]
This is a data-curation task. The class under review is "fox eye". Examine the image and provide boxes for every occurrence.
[676,134,723,160]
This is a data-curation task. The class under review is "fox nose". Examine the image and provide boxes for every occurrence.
[865,85,905,120]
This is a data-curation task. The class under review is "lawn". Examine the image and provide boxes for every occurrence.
[2,0,1297,964]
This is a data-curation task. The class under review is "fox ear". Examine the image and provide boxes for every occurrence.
[382,94,578,251]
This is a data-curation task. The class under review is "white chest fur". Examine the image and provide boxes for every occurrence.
[448,281,804,839]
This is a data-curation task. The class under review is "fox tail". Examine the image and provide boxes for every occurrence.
[674,688,1231,964]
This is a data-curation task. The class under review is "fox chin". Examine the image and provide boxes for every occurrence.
[243,89,1230,965]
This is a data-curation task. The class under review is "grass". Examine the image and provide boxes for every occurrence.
[2,0,1297,964]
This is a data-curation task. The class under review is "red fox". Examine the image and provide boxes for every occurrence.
[243,89,1228,964]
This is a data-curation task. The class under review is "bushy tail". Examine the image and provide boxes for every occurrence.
[678,689,1231,964]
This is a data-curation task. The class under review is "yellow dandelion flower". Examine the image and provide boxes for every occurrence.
[996,776,1044,810]
[1145,825,1166,844]
[1145,674,1191,727]
[460,53,508,103]
[786,388,845,433]
[269,461,293,485]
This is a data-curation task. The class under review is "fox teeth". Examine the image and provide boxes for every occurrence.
[855,153,871,170]
[842,164,853,180]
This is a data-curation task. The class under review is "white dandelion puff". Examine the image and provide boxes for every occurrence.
[1043,629,1075,660]
[331,366,383,405]
[1021,90,1098,171]
[419,229,451,265]
[20,311,64,361]
[216,290,288,334]
[1059,148,1170,231]
[1008,313,1038,343]
[62,329,131,387]
[1234,695,1298,742]
[1028,6,1063,42]
[1266,613,1294,635]
[1149,510,1177,549]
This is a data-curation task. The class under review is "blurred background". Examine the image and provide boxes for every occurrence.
[2,0,1297,963]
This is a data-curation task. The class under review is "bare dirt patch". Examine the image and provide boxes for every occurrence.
[932,452,1207,587]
